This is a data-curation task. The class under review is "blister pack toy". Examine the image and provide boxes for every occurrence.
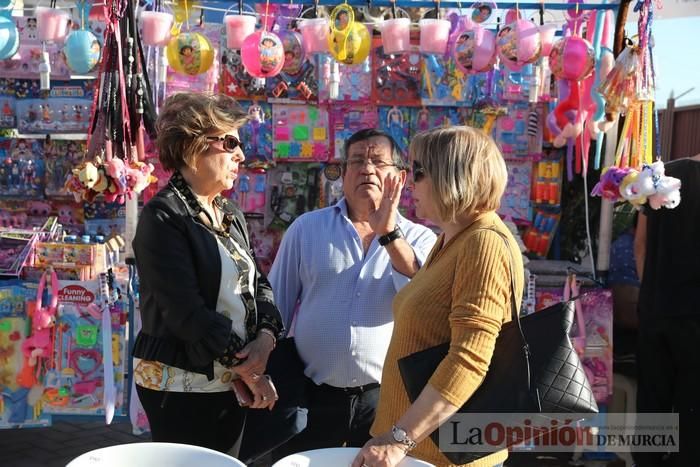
[523,209,560,257]
[38,279,127,417]
[272,104,330,162]
[0,95,16,129]
[329,105,378,161]
[232,167,267,217]
[494,102,531,156]
[378,106,410,160]
[267,163,321,229]
[409,106,464,135]
[15,98,92,134]
[498,159,532,223]
[0,139,45,198]
[533,151,563,207]
[372,37,422,107]
[317,54,373,103]
[237,101,273,167]
[0,282,53,428]
[83,201,125,239]
[420,53,470,106]
[44,140,86,198]
[319,163,343,209]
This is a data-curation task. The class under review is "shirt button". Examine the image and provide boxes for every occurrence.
[356,292,361,297]
[352,378,357,383]
[352,321,357,326]
[351,351,356,357]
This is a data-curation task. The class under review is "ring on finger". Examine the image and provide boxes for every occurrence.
[251,373,260,380]
[262,395,268,401]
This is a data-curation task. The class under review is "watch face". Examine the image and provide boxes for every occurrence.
[393,426,407,441]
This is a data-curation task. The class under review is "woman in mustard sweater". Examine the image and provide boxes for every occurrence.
[353,126,524,467]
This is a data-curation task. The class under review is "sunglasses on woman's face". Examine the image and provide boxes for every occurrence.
[412,160,426,182]
[206,134,242,153]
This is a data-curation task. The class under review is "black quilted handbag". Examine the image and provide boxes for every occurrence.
[398,230,598,465]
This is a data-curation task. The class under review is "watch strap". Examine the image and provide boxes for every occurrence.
[378,226,403,246]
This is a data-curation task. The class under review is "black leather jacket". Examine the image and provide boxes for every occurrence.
[132,174,284,380]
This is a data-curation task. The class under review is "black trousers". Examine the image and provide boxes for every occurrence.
[136,385,247,456]
[633,317,700,467]
[271,378,380,461]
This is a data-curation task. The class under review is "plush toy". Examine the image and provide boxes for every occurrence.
[75,161,99,190]
[126,161,156,195]
[648,174,681,210]
[591,166,634,201]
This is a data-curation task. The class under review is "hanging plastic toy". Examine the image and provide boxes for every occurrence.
[166,31,214,76]
[276,5,306,74]
[496,15,542,71]
[0,13,19,60]
[241,31,285,78]
[64,1,101,74]
[451,16,496,74]
[328,3,370,65]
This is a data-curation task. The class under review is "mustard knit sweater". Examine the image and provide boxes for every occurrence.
[371,212,524,467]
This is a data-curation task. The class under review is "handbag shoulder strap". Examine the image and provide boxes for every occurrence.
[473,227,533,392]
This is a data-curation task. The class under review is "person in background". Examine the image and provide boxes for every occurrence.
[608,211,639,374]
[353,126,523,467]
[132,92,284,456]
[633,153,700,467]
[260,128,436,459]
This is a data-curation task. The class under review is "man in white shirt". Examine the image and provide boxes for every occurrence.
[264,128,436,459]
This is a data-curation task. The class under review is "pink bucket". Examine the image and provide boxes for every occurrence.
[298,18,329,55]
[419,18,451,55]
[140,11,174,47]
[35,6,71,43]
[225,14,257,50]
[381,18,411,55]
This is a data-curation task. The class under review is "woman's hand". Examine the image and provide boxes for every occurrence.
[351,432,407,467]
[240,374,278,410]
[233,332,275,381]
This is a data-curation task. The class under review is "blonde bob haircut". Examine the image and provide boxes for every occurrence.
[155,92,249,172]
[409,126,508,223]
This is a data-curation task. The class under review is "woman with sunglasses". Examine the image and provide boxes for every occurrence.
[353,126,524,467]
[132,93,284,456]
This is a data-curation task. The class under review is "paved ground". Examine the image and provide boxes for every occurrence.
[0,420,624,467]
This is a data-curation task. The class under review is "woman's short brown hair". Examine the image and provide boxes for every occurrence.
[156,93,249,171]
[409,126,508,222]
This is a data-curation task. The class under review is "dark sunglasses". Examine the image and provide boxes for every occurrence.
[206,134,242,152]
[412,160,426,182]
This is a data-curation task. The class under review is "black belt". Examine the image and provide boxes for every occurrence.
[319,382,380,395]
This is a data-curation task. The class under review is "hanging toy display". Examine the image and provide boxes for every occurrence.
[328,3,371,65]
[166,31,215,76]
[591,0,681,211]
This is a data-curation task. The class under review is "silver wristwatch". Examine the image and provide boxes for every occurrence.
[391,424,417,451]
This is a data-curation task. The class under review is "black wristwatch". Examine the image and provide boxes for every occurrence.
[378,226,404,246]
